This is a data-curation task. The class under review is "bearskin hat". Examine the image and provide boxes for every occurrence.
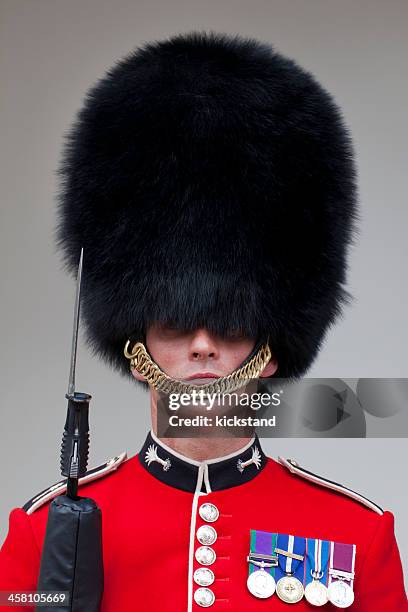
[56,30,357,381]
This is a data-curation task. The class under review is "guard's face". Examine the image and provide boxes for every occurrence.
[131,323,278,383]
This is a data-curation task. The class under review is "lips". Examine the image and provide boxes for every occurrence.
[184,373,221,382]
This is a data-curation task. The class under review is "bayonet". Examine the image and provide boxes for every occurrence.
[67,247,83,397]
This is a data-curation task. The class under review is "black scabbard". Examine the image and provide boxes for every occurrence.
[35,495,103,612]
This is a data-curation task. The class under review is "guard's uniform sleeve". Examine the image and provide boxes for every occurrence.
[0,508,41,611]
[358,511,407,610]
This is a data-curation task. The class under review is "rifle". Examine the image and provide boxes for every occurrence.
[35,248,103,612]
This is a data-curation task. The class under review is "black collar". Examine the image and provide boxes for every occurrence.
[138,431,267,493]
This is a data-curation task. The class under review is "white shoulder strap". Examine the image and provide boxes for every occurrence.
[278,456,383,515]
[23,452,128,515]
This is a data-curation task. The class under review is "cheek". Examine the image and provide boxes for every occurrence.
[147,337,184,374]
[223,340,256,369]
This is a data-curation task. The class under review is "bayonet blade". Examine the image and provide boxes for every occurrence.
[67,248,83,397]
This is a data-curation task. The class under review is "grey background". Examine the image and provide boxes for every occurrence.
[1,0,407,585]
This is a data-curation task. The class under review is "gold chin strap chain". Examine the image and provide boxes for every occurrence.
[123,340,272,395]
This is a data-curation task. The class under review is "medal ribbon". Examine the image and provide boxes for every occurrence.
[305,538,330,586]
[329,542,356,589]
[249,530,277,577]
[275,533,306,584]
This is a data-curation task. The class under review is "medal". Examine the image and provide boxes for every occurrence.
[328,541,356,608]
[247,568,276,598]
[305,580,329,606]
[275,534,306,604]
[304,538,329,606]
[327,580,355,608]
[276,575,304,603]
[247,530,278,599]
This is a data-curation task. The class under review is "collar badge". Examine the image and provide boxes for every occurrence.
[237,446,262,473]
[145,444,172,471]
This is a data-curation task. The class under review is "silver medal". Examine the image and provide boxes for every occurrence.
[328,580,355,608]
[304,580,329,607]
[247,569,276,599]
[276,575,304,604]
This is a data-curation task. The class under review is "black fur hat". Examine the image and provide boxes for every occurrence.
[56,31,357,380]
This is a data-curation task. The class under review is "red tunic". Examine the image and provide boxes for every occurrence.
[0,433,406,611]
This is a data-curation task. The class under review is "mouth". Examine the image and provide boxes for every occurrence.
[183,372,221,383]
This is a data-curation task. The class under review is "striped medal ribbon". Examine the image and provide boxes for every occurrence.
[304,538,330,606]
[247,530,278,599]
[328,542,356,608]
[275,533,306,604]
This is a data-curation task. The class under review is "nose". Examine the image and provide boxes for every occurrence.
[189,328,219,362]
